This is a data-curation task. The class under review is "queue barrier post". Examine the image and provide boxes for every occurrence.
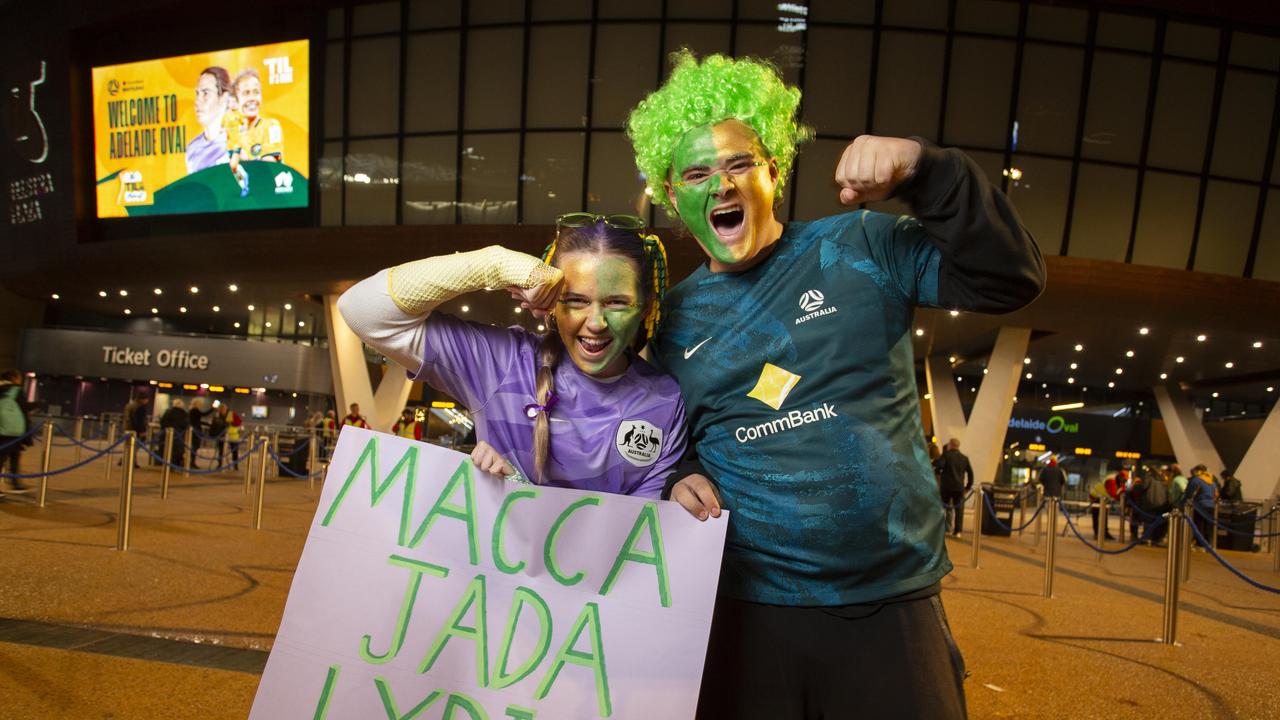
[1272,507,1279,574]
[1098,498,1110,560]
[1161,508,1185,645]
[307,429,318,490]
[183,427,194,477]
[37,422,54,508]
[1034,486,1045,546]
[970,488,984,569]
[1180,508,1192,583]
[242,434,255,495]
[115,433,137,551]
[161,428,175,500]
[1212,503,1220,552]
[73,416,84,463]
[252,438,269,529]
[1119,495,1127,544]
[103,421,117,483]
[1043,497,1059,597]
[271,431,280,479]
[1018,487,1028,537]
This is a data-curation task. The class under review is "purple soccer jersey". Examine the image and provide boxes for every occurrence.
[413,313,688,498]
[186,129,229,174]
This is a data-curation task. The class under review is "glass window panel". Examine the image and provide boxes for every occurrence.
[944,38,1015,149]
[882,0,947,30]
[599,0,660,18]
[1026,5,1087,43]
[792,138,849,221]
[1211,71,1276,181]
[469,0,524,24]
[409,0,461,29]
[593,24,660,128]
[663,23,731,62]
[344,139,399,226]
[1007,156,1071,255]
[1016,44,1083,156]
[327,7,344,39]
[873,32,945,139]
[802,27,871,138]
[523,132,586,222]
[1230,33,1280,71]
[348,38,401,137]
[955,0,1019,36]
[734,24,804,87]
[1195,180,1259,276]
[1253,190,1280,282]
[809,0,874,24]
[352,1,400,35]
[966,150,1005,187]
[402,136,458,225]
[532,0,591,21]
[460,133,519,224]
[1068,163,1136,262]
[320,141,343,226]
[324,42,344,139]
[464,28,523,130]
[669,0,731,19]
[527,25,591,129]
[1131,172,1198,270]
[1096,12,1153,52]
[1164,22,1219,62]
[587,132,648,216]
[1147,60,1214,173]
[1081,51,1150,164]
[405,32,460,133]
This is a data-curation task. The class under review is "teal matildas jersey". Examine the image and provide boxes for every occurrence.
[653,210,952,606]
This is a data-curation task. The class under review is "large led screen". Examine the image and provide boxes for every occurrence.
[92,40,309,218]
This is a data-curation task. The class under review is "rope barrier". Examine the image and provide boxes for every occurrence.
[981,493,1047,532]
[1190,505,1280,539]
[0,425,44,451]
[942,489,975,510]
[265,444,323,479]
[135,438,265,475]
[0,437,128,479]
[1256,504,1280,522]
[1060,503,1161,555]
[1183,516,1280,594]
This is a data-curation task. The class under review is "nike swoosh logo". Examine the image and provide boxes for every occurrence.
[684,337,713,359]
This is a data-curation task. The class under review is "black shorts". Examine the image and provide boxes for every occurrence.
[695,587,967,720]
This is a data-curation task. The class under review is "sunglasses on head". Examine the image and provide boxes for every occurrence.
[554,212,647,232]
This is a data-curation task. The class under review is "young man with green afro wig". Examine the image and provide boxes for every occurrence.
[629,50,1046,719]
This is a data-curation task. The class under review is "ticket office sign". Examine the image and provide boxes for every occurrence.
[252,428,728,719]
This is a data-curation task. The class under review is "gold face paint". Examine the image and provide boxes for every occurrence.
[667,119,783,273]
[553,253,646,377]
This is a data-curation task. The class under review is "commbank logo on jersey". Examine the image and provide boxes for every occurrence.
[799,289,824,312]
[747,363,801,411]
[616,420,662,467]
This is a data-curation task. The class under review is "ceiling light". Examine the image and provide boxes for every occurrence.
[123,309,132,315]
[234,322,241,328]
[212,305,220,312]
[537,324,546,332]
[971,387,976,393]
[915,328,924,336]
[1125,350,1134,357]
[1023,358,1030,364]
[949,355,957,363]
[515,307,523,314]
[229,284,238,292]
[284,303,293,310]
[1196,334,1206,342]
[298,321,306,327]
[50,293,59,300]
[1067,377,1075,384]
[190,286,199,294]
[983,368,989,374]
[949,310,959,317]
[179,307,187,313]
[1224,362,1233,369]
[1267,386,1274,392]
[1139,327,1148,335]
[461,305,470,312]
[1052,402,1085,411]
[1108,381,1115,388]
[150,307,158,314]
[98,290,107,297]
[1074,344,1083,352]
[119,289,128,297]
[1069,362,1077,370]
[1253,341,1263,349]
[1044,393,1050,398]
[1160,373,1167,380]
[247,304,255,311]
[1025,372,1032,379]
[1176,356,1184,363]
[1115,368,1123,375]
[1212,392,1219,398]
[153,288,162,295]
[265,321,272,328]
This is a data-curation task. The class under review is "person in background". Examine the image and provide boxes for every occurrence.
[340,403,369,431]
[159,398,191,468]
[1219,469,1243,503]
[1168,464,1188,506]
[1089,469,1125,540]
[1037,457,1067,499]
[188,398,210,469]
[0,369,29,493]
[1184,464,1219,549]
[127,395,151,468]
[935,438,974,538]
[320,410,337,461]
[392,408,422,441]
[211,405,244,469]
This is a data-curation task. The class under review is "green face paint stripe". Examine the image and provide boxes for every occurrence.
[492,585,554,690]
[374,677,442,720]
[320,437,419,547]
[409,461,481,565]
[533,601,612,718]
[504,705,537,720]
[311,664,341,720]
[492,488,540,575]
[598,502,671,608]
[441,693,490,720]
[360,555,449,665]
[543,496,602,586]
[418,574,489,688]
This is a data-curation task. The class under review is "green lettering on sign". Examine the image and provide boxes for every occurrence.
[544,496,601,587]
[410,461,481,564]
[419,574,490,688]
[360,555,449,664]
[321,436,419,547]
[535,601,611,717]
[599,502,671,607]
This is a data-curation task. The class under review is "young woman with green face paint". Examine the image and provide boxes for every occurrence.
[337,215,692,502]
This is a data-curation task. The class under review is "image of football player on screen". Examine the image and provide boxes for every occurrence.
[227,67,283,196]
[185,66,233,174]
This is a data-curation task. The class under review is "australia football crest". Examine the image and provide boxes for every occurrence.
[615,420,662,468]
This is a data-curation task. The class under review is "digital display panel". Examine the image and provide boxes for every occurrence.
[91,40,308,217]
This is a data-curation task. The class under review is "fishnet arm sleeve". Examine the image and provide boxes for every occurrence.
[387,245,562,315]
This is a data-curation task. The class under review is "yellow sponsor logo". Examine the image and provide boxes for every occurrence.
[747,363,801,410]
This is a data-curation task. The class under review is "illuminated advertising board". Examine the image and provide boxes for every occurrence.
[91,39,308,217]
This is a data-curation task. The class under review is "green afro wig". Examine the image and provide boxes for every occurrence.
[627,49,813,214]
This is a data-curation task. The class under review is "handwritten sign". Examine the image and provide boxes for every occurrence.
[251,428,727,719]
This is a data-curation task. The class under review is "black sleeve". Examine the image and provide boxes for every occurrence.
[895,138,1046,314]
[660,445,717,500]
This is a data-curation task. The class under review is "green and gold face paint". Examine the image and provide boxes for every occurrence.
[666,119,783,273]
[553,253,647,378]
